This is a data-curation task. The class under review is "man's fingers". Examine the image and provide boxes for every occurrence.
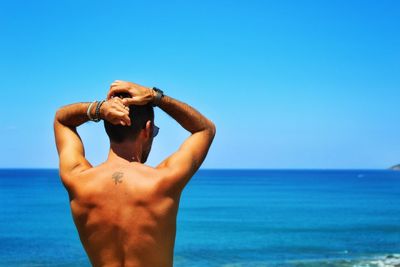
[122,98,133,105]
[107,81,133,99]
[112,97,126,107]
[114,100,129,114]
[107,87,129,99]
[115,116,131,126]
[118,105,129,115]
[123,114,131,126]
[112,111,129,120]
[110,80,126,88]
[108,81,122,98]
[107,91,113,100]
[107,86,123,99]
[121,97,142,106]
[119,119,130,126]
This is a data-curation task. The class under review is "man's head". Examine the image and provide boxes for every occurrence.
[104,93,156,163]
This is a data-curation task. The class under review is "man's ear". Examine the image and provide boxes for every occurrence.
[143,120,152,138]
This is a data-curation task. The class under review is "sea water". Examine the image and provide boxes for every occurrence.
[0,169,399,267]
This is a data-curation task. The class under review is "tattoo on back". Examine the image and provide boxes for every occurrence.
[112,172,123,185]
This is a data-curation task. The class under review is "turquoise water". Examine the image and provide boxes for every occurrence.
[0,169,399,266]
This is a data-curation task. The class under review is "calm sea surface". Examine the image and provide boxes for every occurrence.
[0,169,399,267]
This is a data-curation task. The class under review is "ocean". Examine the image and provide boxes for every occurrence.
[0,169,399,267]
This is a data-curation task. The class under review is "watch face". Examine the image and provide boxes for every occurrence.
[155,87,163,94]
[152,87,164,107]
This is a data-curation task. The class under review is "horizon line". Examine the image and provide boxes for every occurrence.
[0,167,396,171]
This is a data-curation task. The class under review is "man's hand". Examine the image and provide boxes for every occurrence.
[100,97,131,126]
[107,80,155,106]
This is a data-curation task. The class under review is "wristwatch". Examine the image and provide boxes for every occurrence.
[152,87,164,107]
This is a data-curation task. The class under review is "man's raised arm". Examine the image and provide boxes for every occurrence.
[54,97,131,184]
[108,80,216,193]
[155,94,216,190]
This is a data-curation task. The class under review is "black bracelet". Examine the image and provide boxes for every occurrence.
[93,100,105,122]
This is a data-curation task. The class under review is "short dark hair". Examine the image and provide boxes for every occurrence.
[104,93,154,143]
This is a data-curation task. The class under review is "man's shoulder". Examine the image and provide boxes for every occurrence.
[61,162,181,196]
[71,163,160,185]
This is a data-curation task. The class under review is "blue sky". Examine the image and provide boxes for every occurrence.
[0,0,399,169]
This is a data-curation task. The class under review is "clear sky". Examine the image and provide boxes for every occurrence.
[0,0,399,169]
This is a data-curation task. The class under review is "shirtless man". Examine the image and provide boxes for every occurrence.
[54,80,216,267]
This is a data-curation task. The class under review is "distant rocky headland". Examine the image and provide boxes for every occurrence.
[390,164,400,170]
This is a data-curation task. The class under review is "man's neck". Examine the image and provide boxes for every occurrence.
[107,141,143,164]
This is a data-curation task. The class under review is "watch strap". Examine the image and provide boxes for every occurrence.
[152,87,164,107]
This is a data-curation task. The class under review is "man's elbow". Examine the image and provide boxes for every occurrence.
[207,120,216,138]
[54,109,62,124]
[54,107,66,127]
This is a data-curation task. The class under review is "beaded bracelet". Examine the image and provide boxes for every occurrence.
[86,101,96,121]
[93,100,105,122]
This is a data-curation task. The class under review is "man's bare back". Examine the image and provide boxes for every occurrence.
[68,163,179,267]
[54,81,215,266]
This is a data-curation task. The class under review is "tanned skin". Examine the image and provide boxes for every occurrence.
[54,81,216,267]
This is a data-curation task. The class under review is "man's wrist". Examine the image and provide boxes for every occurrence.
[99,101,106,120]
[87,100,105,122]
[148,87,156,104]
[152,87,164,107]
[87,102,96,121]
